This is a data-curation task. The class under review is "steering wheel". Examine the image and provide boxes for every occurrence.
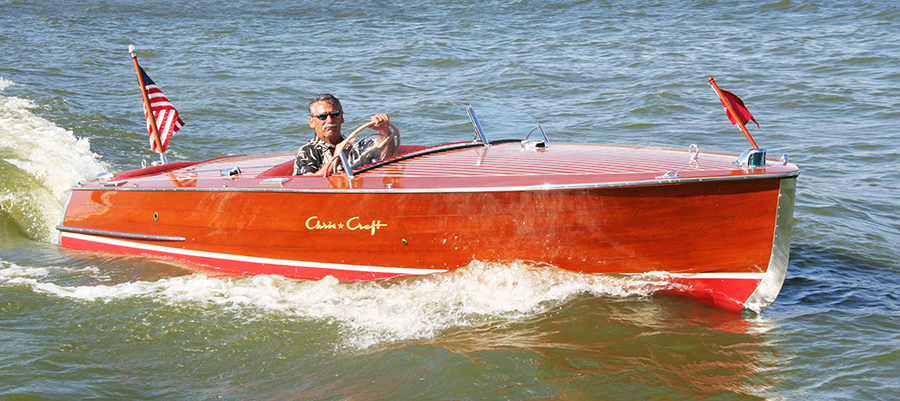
[325,121,400,176]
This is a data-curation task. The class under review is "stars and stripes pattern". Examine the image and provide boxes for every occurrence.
[139,66,184,152]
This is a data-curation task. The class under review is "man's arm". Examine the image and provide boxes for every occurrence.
[370,114,391,137]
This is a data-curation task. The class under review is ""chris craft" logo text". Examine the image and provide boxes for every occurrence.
[305,216,388,235]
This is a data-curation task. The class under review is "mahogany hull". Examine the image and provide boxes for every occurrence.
[59,143,799,312]
[59,172,796,312]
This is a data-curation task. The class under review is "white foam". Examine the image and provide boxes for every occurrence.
[0,262,52,279]
[0,77,15,91]
[1,260,663,349]
[0,78,108,242]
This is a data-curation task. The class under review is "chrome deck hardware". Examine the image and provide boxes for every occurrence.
[220,167,242,177]
[656,170,682,179]
[521,139,546,149]
[689,144,700,160]
[736,148,767,168]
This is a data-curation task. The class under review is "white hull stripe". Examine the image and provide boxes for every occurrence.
[620,272,766,279]
[62,232,765,280]
[61,232,447,275]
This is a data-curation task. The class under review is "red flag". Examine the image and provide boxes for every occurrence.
[719,90,759,129]
[138,66,184,152]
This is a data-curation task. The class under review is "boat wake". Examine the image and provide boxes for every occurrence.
[0,78,107,243]
[0,259,665,350]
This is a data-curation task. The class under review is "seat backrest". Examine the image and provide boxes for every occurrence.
[396,144,428,154]
[256,160,295,177]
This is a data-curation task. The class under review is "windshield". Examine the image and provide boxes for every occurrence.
[466,102,547,144]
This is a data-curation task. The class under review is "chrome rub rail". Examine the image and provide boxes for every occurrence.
[56,226,186,242]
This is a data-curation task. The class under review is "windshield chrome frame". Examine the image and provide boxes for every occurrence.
[466,105,491,146]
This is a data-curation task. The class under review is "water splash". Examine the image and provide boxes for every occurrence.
[1,260,663,350]
[0,78,107,242]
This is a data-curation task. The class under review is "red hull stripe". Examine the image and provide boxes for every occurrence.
[663,275,763,312]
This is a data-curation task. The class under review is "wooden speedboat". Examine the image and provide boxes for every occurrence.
[58,103,799,313]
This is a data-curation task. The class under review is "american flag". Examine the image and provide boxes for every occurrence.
[139,66,184,152]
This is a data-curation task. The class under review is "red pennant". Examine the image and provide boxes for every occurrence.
[719,90,759,129]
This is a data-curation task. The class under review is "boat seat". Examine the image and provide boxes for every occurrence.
[397,144,427,153]
[257,160,295,177]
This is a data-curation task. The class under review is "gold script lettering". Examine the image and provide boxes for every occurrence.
[305,216,338,230]
[306,216,387,235]
[346,216,388,235]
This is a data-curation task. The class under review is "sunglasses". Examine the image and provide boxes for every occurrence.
[313,110,342,121]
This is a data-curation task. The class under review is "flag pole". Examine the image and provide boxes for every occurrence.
[129,44,167,165]
[708,77,759,149]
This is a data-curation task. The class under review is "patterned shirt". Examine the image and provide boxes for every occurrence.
[293,134,381,176]
[293,135,339,176]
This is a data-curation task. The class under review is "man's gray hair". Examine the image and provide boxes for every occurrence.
[308,94,342,116]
